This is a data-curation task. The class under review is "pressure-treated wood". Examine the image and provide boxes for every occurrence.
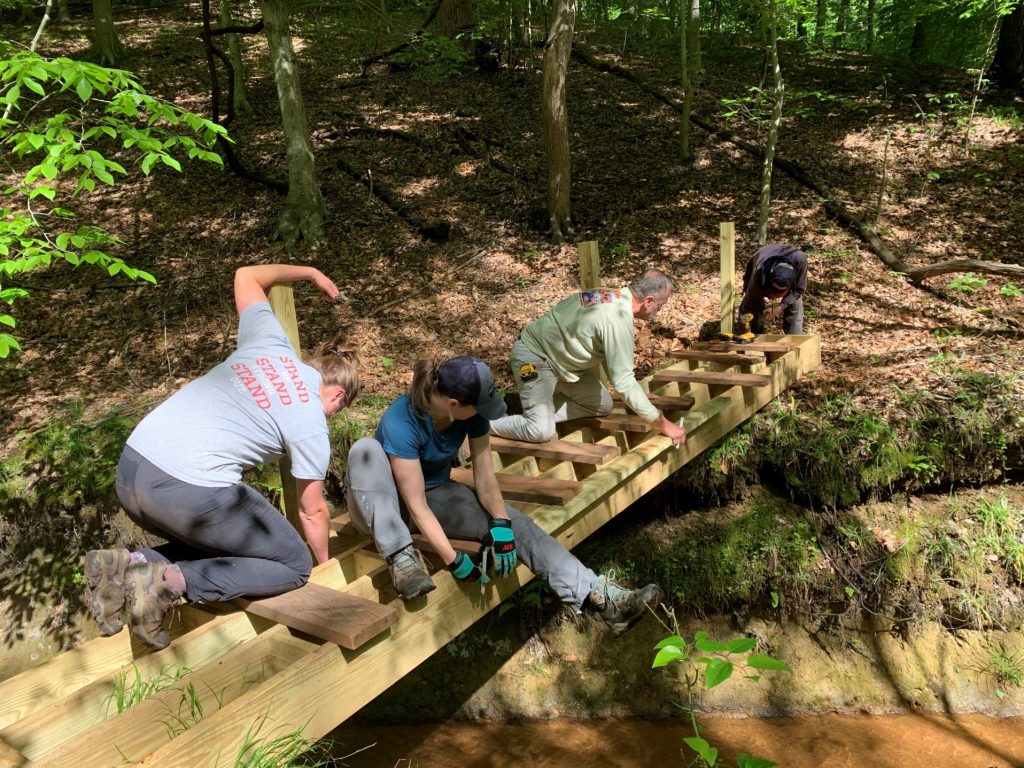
[0,738,24,768]
[268,284,305,537]
[578,241,600,290]
[651,369,770,388]
[692,340,792,353]
[450,467,581,505]
[720,222,735,335]
[489,436,619,465]
[613,393,696,411]
[667,349,765,365]
[330,513,483,556]
[571,412,653,433]
[1,334,820,768]
[234,581,397,649]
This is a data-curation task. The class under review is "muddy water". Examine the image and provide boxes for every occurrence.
[329,714,1024,767]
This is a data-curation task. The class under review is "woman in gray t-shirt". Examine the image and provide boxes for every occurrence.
[84,264,359,649]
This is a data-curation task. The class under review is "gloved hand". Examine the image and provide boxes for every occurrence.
[484,518,518,577]
[764,305,783,323]
[449,551,490,584]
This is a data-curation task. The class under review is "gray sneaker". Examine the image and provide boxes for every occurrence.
[590,574,663,637]
[387,545,436,601]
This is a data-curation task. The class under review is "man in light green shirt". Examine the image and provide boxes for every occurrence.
[490,269,687,447]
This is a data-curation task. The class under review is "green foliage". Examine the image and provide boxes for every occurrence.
[999,282,1023,297]
[652,625,786,768]
[233,714,335,768]
[946,273,988,292]
[0,45,227,356]
[392,32,471,82]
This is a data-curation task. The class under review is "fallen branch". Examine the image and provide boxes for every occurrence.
[360,0,444,73]
[335,157,450,242]
[572,45,1022,287]
[905,259,1024,284]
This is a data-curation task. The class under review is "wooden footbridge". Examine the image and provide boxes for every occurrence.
[0,235,818,767]
[0,337,818,768]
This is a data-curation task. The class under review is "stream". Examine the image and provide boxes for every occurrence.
[328,713,1024,767]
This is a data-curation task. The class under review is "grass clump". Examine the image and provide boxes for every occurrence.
[106,664,192,715]
[233,714,337,768]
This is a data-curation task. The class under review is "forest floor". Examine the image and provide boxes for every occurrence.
[3,2,1023,443]
[2,2,1024,673]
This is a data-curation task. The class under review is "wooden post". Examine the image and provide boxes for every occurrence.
[720,223,735,336]
[267,284,304,535]
[578,241,600,290]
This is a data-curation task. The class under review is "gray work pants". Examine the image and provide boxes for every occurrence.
[346,437,597,610]
[116,446,312,603]
[489,339,612,443]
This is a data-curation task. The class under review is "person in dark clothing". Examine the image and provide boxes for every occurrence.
[738,244,808,334]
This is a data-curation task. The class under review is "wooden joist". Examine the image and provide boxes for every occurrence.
[450,467,581,505]
[692,340,792,353]
[651,369,770,388]
[667,348,765,365]
[330,513,482,557]
[234,582,397,650]
[489,435,620,465]
[571,412,653,433]
[613,393,695,411]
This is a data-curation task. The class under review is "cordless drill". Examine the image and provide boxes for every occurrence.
[734,312,755,343]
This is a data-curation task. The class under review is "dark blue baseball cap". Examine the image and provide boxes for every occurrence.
[437,356,507,421]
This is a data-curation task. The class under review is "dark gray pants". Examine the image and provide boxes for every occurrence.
[346,437,597,610]
[116,446,312,602]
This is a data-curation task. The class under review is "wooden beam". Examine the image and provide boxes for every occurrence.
[449,468,581,505]
[611,393,695,411]
[569,412,653,433]
[268,283,304,536]
[330,514,482,557]
[667,349,765,365]
[234,582,397,650]
[578,241,600,290]
[489,436,620,465]
[692,340,792,353]
[650,369,770,387]
[720,222,735,336]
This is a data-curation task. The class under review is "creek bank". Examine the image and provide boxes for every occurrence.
[360,485,1024,722]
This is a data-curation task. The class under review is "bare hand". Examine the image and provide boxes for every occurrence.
[664,420,687,448]
[311,269,340,301]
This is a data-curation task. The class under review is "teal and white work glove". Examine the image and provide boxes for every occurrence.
[483,518,518,578]
[449,552,490,585]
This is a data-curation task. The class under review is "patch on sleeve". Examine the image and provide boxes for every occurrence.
[579,289,621,307]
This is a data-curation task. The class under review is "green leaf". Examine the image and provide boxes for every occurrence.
[726,637,758,654]
[160,155,182,172]
[24,76,45,96]
[0,314,16,327]
[0,332,22,357]
[746,654,791,672]
[654,635,685,650]
[652,645,686,668]
[703,658,733,689]
[683,737,718,767]
[695,633,730,653]
[736,753,779,768]
[75,77,93,102]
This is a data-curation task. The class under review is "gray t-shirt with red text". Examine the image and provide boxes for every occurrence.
[127,302,328,487]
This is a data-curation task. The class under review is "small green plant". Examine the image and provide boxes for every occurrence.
[610,243,629,258]
[161,682,208,737]
[106,665,192,714]
[946,273,987,292]
[391,33,471,82]
[653,622,788,768]
[233,714,335,768]
[999,282,1023,297]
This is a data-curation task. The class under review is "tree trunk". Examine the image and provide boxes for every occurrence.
[437,0,474,38]
[910,19,927,62]
[834,0,848,49]
[542,0,576,243]
[814,0,825,48]
[796,14,807,42]
[756,13,784,246]
[55,0,70,25]
[222,0,253,117]
[680,0,690,161]
[687,0,701,81]
[993,2,1024,92]
[865,0,874,53]
[88,0,125,66]
[261,0,325,250]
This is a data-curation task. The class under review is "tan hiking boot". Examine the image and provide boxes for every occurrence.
[125,562,184,650]
[387,545,436,601]
[84,548,131,636]
[590,573,663,637]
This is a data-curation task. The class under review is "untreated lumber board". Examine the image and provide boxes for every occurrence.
[450,467,581,505]
[489,435,619,465]
[650,369,770,387]
[234,582,397,650]
[692,340,792,353]
[612,393,695,411]
[330,514,482,556]
[667,349,765,365]
[571,413,653,433]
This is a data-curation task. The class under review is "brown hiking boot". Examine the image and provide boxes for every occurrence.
[125,562,184,650]
[84,548,130,636]
[387,545,436,601]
